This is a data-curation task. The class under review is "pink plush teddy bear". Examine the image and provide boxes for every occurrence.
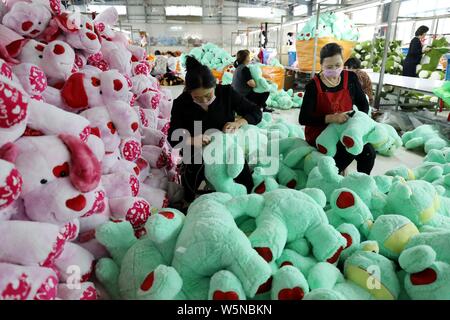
[17,38,75,87]
[2,0,61,39]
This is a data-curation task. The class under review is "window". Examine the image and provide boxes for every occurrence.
[294,5,308,16]
[165,6,203,16]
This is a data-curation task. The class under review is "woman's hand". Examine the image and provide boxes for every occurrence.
[325,112,349,124]
[190,134,211,148]
[223,118,248,133]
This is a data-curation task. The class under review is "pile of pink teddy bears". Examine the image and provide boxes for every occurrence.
[0,0,182,300]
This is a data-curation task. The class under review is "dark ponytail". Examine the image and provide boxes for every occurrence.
[234,49,250,68]
[184,55,216,92]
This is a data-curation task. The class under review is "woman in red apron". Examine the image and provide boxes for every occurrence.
[299,43,376,175]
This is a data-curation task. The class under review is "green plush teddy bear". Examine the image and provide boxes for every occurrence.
[95,208,186,300]
[402,124,448,154]
[385,179,450,229]
[247,64,278,94]
[399,244,450,300]
[226,189,346,265]
[315,110,388,157]
[306,246,400,300]
[172,192,272,300]
[433,81,450,107]
[386,161,450,183]
[372,123,403,156]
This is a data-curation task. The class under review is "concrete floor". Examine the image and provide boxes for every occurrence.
[164,85,425,175]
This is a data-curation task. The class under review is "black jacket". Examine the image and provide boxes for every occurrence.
[168,84,262,147]
[403,37,422,77]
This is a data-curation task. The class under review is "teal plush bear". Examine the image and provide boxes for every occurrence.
[373,123,403,156]
[172,192,272,300]
[229,189,347,264]
[402,124,448,154]
[247,64,277,94]
[203,131,247,197]
[385,179,450,229]
[95,208,185,300]
[424,147,450,164]
[306,156,343,201]
[326,188,374,238]
[307,248,400,300]
[316,110,386,157]
[433,81,450,107]
[399,244,450,300]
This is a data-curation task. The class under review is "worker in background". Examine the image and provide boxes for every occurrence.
[168,56,261,208]
[299,43,376,175]
[344,57,374,105]
[232,49,272,112]
[403,25,430,77]
[166,51,177,73]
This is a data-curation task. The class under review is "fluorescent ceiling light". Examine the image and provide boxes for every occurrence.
[169,26,183,31]
[87,5,127,15]
[165,6,203,16]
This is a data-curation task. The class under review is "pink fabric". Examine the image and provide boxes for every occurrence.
[0,25,27,64]
[0,143,19,163]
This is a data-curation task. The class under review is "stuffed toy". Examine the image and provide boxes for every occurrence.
[95,208,184,300]
[385,179,450,230]
[12,62,47,101]
[326,188,374,239]
[316,110,388,157]
[385,161,449,183]
[424,147,450,164]
[372,123,402,156]
[433,81,450,107]
[416,37,449,79]
[172,192,272,300]
[401,124,448,154]
[307,246,400,300]
[18,39,75,87]
[399,244,450,299]
[247,64,277,94]
[227,189,346,265]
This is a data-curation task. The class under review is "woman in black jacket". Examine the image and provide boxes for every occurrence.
[168,56,262,204]
[403,25,429,77]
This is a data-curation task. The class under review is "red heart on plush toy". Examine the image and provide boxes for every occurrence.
[280,261,293,267]
[106,121,116,134]
[286,180,297,189]
[53,162,70,178]
[341,233,353,248]
[256,276,272,294]
[254,182,266,194]
[131,122,139,132]
[410,268,437,285]
[317,144,327,154]
[342,136,355,148]
[213,290,239,300]
[91,77,101,87]
[336,191,355,209]
[326,246,344,264]
[113,79,123,91]
[255,247,273,262]
[278,287,304,300]
[140,271,155,291]
[65,194,87,211]
[159,211,174,219]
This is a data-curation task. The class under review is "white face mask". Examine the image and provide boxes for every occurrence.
[194,94,216,110]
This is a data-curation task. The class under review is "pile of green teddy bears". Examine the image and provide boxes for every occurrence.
[181,43,235,71]
[93,106,450,300]
[352,38,405,75]
[296,12,359,42]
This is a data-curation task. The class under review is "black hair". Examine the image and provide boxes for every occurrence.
[184,55,216,92]
[415,25,429,37]
[320,42,343,64]
[155,50,161,55]
[234,49,250,67]
[344,57,362,69]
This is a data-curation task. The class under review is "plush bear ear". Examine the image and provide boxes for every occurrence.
[0,143,19,163]
[59,134,101,193]
[54,12,80,33]
[94,6,118,26]
[61,73,88,109]
[393,181,412,199]
[0,25,27,63]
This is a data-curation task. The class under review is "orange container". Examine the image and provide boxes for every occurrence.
[261,66,285,90]
[296,37,356,72]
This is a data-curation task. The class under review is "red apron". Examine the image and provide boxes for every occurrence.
[305,70,353,146]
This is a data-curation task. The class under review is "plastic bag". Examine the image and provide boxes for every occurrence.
[260,66,285,90]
